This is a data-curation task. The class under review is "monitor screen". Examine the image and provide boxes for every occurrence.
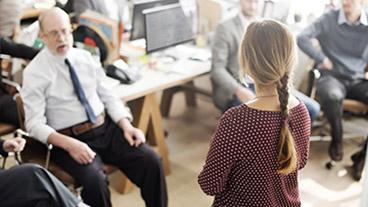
[144,4,194,53]
[130,0,179,41]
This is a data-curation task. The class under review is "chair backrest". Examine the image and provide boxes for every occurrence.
[343,99,368,115]
[14,93,25,130]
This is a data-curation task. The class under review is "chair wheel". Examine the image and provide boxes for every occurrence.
[325,161,335,170]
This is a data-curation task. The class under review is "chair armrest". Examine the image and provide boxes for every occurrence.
[306,68,321,99]
[15,129,53,169]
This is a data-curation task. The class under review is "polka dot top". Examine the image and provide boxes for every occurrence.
[198,102,311,207]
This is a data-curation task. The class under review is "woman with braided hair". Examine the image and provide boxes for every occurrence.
[198,19,311,206]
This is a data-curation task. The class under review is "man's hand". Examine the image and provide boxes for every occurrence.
[320,58,333,70]
[118,118,146,147]
[66,139,96,165]
[365,71,368,80]
[3,138,26,153]
[235,86,255,103]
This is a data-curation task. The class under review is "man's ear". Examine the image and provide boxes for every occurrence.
[39,31,47,43]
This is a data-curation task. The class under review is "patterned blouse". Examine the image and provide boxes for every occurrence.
[198,103,311,207]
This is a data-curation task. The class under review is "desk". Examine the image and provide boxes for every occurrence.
[112,54,211,174]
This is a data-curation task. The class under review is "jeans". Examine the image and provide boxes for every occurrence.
[292,89,320,122]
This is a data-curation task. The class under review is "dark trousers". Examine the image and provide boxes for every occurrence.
[0,93,19,127]
[51,117,168,207]
[316,72,368,144]
[0,164,79,207]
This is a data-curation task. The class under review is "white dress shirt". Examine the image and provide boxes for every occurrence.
[21,47,132,144]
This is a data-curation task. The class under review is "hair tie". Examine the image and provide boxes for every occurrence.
[283,117,289,126]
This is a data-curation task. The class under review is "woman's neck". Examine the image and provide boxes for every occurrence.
[255,84,278,98]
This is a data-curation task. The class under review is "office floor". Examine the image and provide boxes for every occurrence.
[111,76,366,207]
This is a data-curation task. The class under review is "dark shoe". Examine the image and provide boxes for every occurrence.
[351,151,364,162]
[351,152,365,181]
[329,142,343,161]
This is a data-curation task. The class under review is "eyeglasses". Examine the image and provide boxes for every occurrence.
[44,28,72,39]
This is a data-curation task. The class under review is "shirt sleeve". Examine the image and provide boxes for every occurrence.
[362,46,368,63]
[210,23,242,95]
[198,109,243,196]
[296,104,311,170]
[21,62,56,144]
[92,56,133,123]
[297,13,329,64]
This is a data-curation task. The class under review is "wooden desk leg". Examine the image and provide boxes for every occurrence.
[160,81,198,118]
[129,93,171,175]
[184,81,197,107]
[160,87,181,118]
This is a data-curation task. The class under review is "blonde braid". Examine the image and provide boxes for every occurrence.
[276,74,297,174]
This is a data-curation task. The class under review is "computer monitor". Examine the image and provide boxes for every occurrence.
[144,4,194,53]
[130,0,179,41]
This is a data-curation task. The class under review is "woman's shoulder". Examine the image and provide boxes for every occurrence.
[222,104,263,125]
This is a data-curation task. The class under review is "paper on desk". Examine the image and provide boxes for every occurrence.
[157,59,210,75]
[164,45,211,61]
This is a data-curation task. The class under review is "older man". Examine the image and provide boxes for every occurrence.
[297,0,368,165]
[21,8,167,207]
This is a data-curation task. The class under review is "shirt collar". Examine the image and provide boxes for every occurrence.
[238,12,258,29]
[338,9,368,26]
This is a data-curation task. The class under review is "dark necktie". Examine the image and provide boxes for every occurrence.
[65,58,97,124]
